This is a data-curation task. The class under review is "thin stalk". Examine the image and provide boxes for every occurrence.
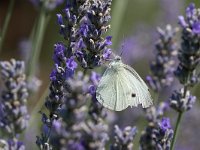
[170,112,183,150]
[170,85,187,150]
[108,0,129,49]
[0,0,15,52]
[26,7,50,80]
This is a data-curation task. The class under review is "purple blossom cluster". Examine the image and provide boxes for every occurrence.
[140,118,173,150]
[57,0,112,69]
[1,0,200,149]
[175,3,200,86]
[37,0,112,149]
[140,103,173,150]
[146,25,179,91]
[110,125,137,150]
[0,59,29,149]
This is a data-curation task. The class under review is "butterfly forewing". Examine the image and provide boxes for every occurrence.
[96,59,153,111]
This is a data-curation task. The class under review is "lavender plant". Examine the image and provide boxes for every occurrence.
[140,117,173,150]
[0,0,15,52]
[27,0,64,83]
[0,59,29,149]
[110,125,137,150]
[36,0,112,149]
[1,1,200,150]
[169,3,200,149]
[146,25,178,92]
[140,25,178,150]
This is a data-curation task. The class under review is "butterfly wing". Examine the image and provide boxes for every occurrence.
[122,63,153,108]
[96,67,120,111]
[96,62,153,111]
[96,65,141,111]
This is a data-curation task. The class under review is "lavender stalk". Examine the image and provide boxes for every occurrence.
[0,59,29,149]
[0,0,15,52]
[170,3,200,149]
[27,0,64,80]
[36,0,112,149]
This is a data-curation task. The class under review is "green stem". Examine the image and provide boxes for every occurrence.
[26,7,50,80]
[108,0,129,49]
[170,112,183,150]
[170,84,188,150]
[0,0,15,52]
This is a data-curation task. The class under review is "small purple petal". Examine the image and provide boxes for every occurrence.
[66,57,78,71]
[102,49,112,60]
[159,117,171,132]
[57,14,63,25]
[192,22,200,34]
[178,16,188,28]
[105,36,112,46]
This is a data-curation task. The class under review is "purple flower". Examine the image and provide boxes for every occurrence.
[175,3,200,85]
[90,71,101,86]
[140,117,173,150]
[147,25,178,92]
[145,102,169,123]
[159,118,171,132]
[0,138,25,150]
[170,88,196,112]
[111,125,137,150]
[186,3,195,17]
[66,57,78,71]
[192,21,200,34]
[38,0,112,148]
[102,48,112,60]
[56,14,63,25]
[178,16,188,28]
[0,59,29,134]
[53,42,66,65]
[79,23,89,37]
[105,36,112,46]
[88,85,96,95]
[67,141,85,150]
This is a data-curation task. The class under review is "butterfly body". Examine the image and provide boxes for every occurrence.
[96,56,153,111]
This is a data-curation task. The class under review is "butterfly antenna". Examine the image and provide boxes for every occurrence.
[120,35,125,57]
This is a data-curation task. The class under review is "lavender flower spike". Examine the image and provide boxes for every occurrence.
[170,88,196,112]
[0,59,29,137]
[146,25,178,91]
[110,125,137,150]
[140,117,174,150]
[175,3,200,86]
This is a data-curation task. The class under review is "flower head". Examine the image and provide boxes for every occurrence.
[170,88,196,112]
[0,59,29,136]
[175,3,200,86]
[110,125,137,150]
[159,118,171,132]
[140,118,173,150]
[147,25,178,91]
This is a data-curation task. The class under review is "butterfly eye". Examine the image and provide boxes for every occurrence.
[132,93,136,97]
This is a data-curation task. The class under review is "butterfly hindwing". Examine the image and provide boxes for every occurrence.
[96,67,118,110]
[122,64,153,108]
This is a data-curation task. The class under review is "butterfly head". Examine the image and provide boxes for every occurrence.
[109,56,123,71]
[114,55,121,61]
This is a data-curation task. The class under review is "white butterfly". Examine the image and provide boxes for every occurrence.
[96,56,153,111]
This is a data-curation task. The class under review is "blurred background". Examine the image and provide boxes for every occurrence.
[0,0,200,149]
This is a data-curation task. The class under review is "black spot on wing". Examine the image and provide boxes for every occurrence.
[131,93,136,97]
